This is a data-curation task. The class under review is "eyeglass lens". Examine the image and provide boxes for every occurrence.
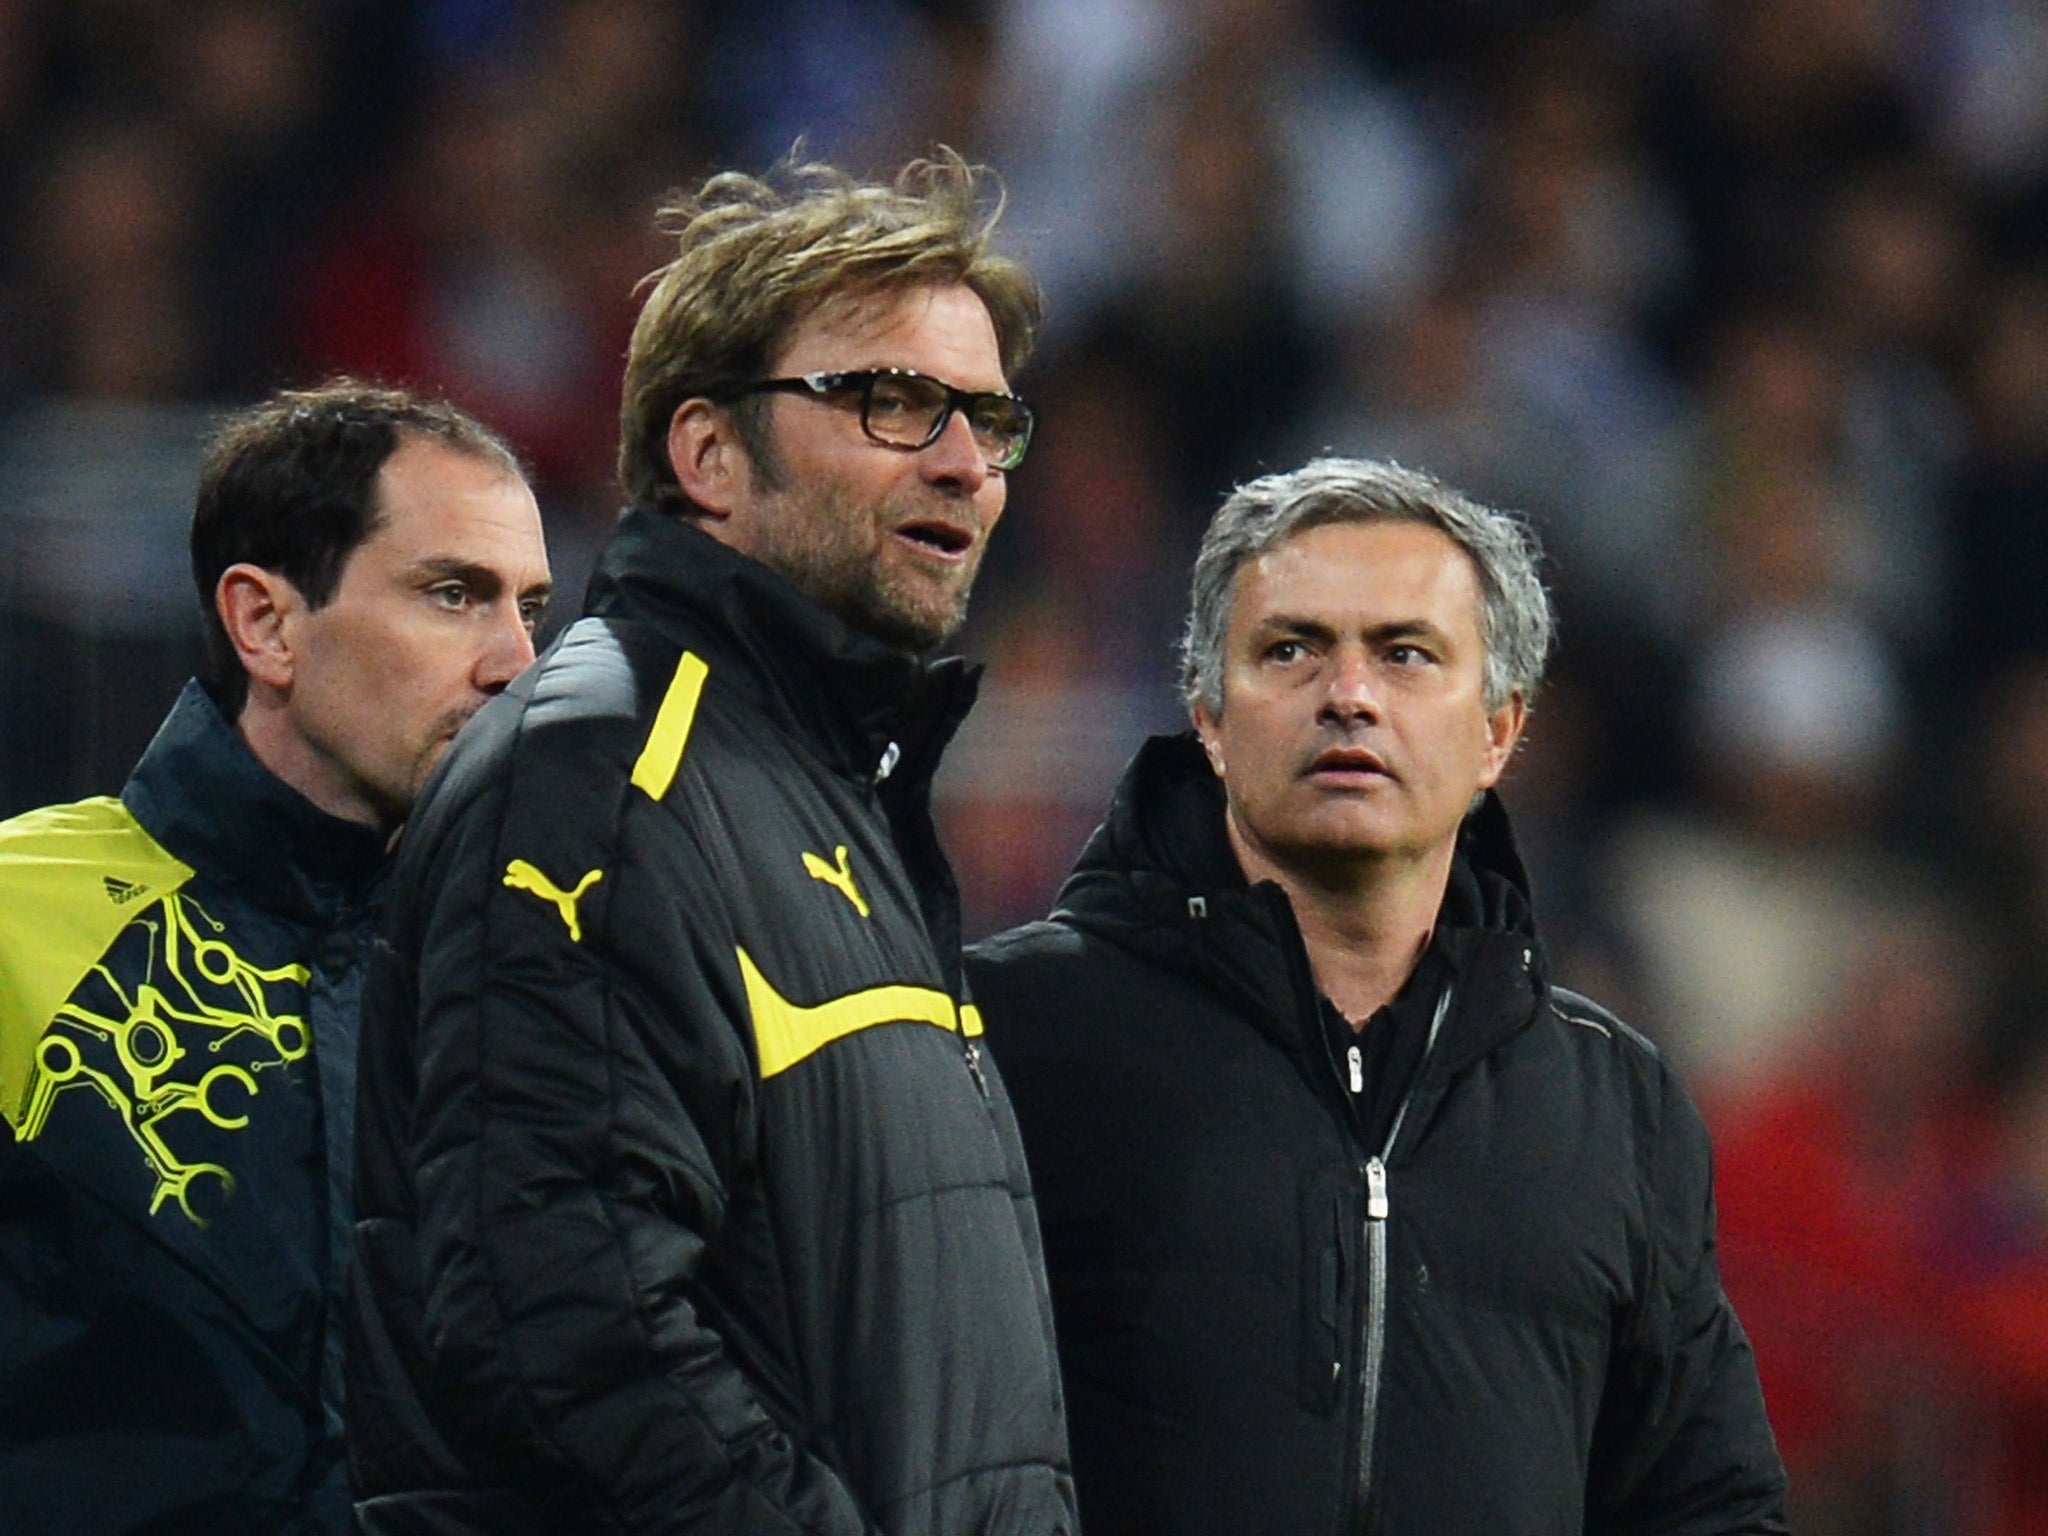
[863,374,1031,468]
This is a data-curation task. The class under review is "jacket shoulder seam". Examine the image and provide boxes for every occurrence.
[1548,988,1659,1058]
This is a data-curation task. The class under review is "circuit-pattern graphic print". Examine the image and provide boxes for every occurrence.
[17,890,310,1223]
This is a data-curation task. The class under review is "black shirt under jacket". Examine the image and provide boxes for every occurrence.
[967,731,1788,1536]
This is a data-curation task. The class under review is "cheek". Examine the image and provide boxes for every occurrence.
[351,630,415,694]
[348,622,456,720]
[1232,732,1293,803]
[978,476,1009,527]
[400,641,476,711]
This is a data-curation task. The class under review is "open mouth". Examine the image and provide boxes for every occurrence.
[893,520,975,558]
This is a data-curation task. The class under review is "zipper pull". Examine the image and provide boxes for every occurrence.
[1366,1157,1389,1220]
[963,1038,991,1101]
[1348,1043,1363,1094]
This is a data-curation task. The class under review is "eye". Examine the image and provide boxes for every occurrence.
[519,597,548,632]
[429,582,470,611]
[865,375,924,421]
[1386,642,1435,667]
[967,396,1016,435]
[1265,638,1306,665]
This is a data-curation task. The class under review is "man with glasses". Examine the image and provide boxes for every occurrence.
[346,154,1075,1535]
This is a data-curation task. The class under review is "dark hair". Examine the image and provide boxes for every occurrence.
[620,148,1041,512]
[190,378,525,716]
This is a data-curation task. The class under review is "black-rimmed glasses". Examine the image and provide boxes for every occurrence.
[728,368,1035,471]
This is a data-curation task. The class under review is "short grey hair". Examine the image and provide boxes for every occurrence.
[1179,457,1553,716]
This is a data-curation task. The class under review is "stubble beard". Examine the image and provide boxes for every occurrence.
[379,704,479,829]
[750,482,980,654]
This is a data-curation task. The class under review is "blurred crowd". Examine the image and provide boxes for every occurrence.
[1,0,2046,1529]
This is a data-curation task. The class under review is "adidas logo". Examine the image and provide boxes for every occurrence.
[102,876,147,906]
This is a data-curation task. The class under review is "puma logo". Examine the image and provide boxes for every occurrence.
[802,845,870,918]
[503,860,603,942]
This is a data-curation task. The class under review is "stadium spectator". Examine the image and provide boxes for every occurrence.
[1713,899,1998,1533]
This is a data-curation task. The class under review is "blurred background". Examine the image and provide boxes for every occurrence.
[0,0,2044,1527]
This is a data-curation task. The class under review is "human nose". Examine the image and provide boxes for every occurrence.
[1318,646,1381,725]
[917,406,992,496]
[475,606,538,693]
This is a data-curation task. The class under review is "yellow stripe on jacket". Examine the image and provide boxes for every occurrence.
[738,947,983,1079]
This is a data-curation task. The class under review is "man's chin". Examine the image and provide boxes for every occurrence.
[406,728,468,805]
[846,586,970,653]
[1270,813,1409,867]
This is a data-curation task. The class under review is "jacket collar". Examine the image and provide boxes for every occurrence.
[120,680,388,923]
[585,505,981,790]
[1054,731,1549,1072]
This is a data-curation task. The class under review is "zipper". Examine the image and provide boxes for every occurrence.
[961,1035,991,1101]
[1351,984,1452,1531]
[1357,1156,1391,1521]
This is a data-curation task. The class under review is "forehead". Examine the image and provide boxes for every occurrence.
[1229,518,1483,635]
[772,282,1005,387]
[363,437,543,556]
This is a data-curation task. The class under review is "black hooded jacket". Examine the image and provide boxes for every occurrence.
[966,733,1787,1536]
[347,508,1075,1535]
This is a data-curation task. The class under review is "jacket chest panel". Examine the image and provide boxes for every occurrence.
[9,882,340,1340]
[758,1018,1012,1229]
[1126,1049,1348,1275]
[1010,961,1353,1274]
[1392,1053,1637,1331]
[680,736,943,1000]
[1359,1051,1637,1532]
[663,726,1007,1214]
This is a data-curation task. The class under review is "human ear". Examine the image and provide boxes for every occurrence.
[1475,694,1528,788]
[667,399,748,521]
[1192,700,1227,780]
[216,564,302,691]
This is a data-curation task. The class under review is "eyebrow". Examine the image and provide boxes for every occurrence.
[815,363,1010,397]
[1253,615,1338,646]
[1252,614,1452,647]
[407,556,554,601]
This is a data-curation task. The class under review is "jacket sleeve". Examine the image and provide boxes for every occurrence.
[402,768,876,1536]
[1585,1061,1790,1536]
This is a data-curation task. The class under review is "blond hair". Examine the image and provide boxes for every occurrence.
[619,149,1041,510]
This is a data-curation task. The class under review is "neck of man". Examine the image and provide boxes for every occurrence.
[1226,813,1454,1029]
[236,692,393,839]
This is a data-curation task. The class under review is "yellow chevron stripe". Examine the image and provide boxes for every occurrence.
[738,947,980,1079]
[631,651,709,801]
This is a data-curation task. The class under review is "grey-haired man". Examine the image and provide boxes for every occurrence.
[968,457,1787,1535]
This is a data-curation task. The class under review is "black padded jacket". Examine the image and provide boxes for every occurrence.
[966,733,1787,1536]
[347,508,1076,1536]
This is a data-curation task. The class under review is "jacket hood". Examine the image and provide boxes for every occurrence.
[1053,732,1550,1074]
[587,505,980,796]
